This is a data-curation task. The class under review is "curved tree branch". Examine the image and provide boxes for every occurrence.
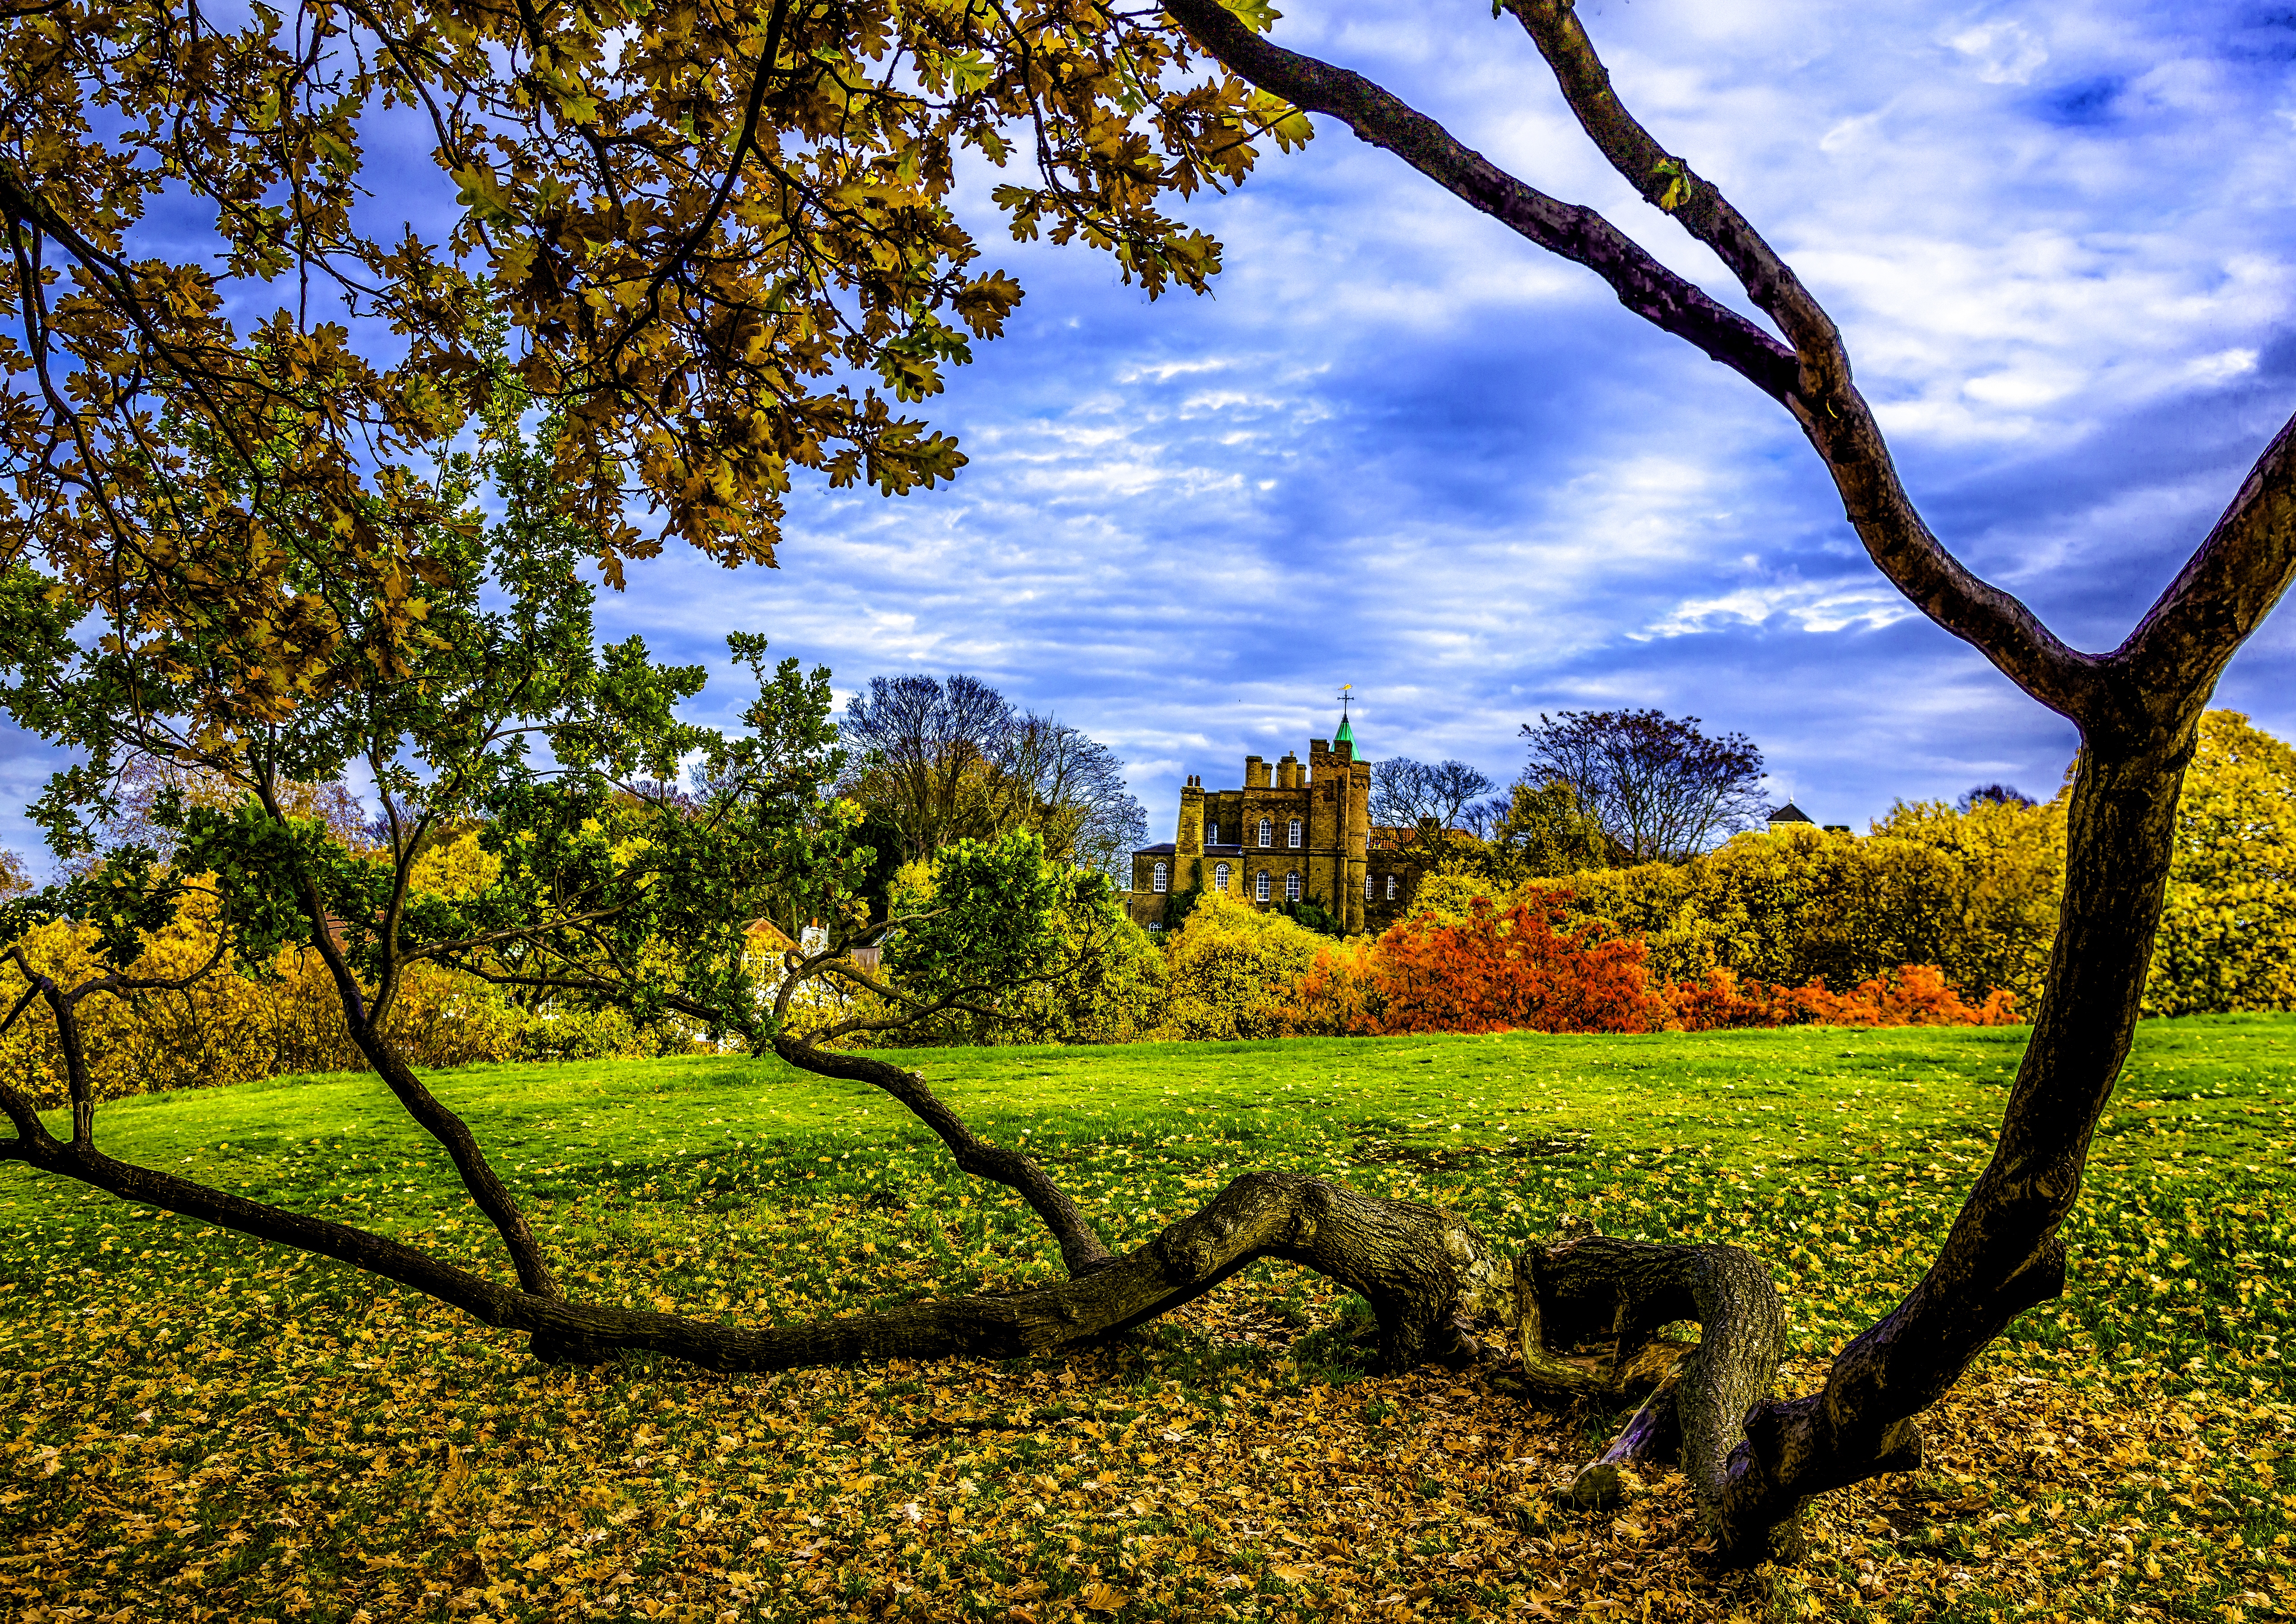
[1158,0,1799,405]
[770,1035,1114,1277]
[1491,0,2109,724]
[1160,0,2103,724]
[2115,410,2296,726]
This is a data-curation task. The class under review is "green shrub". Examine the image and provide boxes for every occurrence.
[868,835,1168,1046]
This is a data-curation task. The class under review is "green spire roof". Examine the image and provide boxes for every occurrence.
[1335,712,1354,747]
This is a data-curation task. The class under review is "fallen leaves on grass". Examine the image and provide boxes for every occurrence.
[1,1224,2291,1624]
[3,1022,2295,1621]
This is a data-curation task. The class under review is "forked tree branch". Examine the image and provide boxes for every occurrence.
[412,944,1113,1275]
[1159,0,2106,726]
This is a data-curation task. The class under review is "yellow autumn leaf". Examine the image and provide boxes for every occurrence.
[430,1442,470,1511]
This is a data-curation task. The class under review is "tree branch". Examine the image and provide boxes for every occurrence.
[770,1035,1114,1277]
[2114,408,2296,731]
[1161,0,2103,723]
[1158,0,1798,404]
[1490,0,2106,722]
[254,812,569,1305]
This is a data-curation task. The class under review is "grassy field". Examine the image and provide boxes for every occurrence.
[2,1016,2293,1622]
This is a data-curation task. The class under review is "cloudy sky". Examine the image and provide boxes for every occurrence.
[5,0,2294,863]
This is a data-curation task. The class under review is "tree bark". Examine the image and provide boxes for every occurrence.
[1516,1237,1792,1550]
[1712,736,2174,1551]
[264,830,576,1330]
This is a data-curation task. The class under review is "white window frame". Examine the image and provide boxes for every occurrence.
[1206,822,1218,847]
[1286,872,1302,901]
[1288,818,1302,848]
[1386,875,1398,900]
[1214,862,1231,892]
[1254,871,1271,902]
[1258,817,1272,848]
[1152,861,1168,894]
[1363,874,1373,901]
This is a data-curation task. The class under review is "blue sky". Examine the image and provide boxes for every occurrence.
[5,0,2294,864]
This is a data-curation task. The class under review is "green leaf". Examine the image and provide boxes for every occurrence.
[1649,157,1692,213]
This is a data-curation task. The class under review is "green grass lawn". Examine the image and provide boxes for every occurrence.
[3,1017,2293,1622]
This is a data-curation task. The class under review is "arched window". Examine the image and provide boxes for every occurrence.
[1214,862,1231,892]
[1288,818,1302,848]
[1254,871,1271,902]
[1258,817,1272,847]
[1206,822,1218,847]
[1363,874,1374,901]
[1152,861,1168,894]
[1386,875,1398,901]
[1286,872,1302,901]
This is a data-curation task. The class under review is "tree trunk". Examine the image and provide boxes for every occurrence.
[1712,733,2186,1551]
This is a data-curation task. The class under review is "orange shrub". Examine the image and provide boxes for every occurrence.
[1287,896,1667,1036]
[1664,962,2018,1031]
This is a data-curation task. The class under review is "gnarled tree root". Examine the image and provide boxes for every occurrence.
[1508,1236,1798,1560]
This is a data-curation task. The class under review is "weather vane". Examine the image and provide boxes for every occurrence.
[1337,683,1354,723]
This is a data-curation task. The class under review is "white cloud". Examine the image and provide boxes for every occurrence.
[1943,19,2049,85]
[2186,348,2259,387]
[1639,581,1920,640]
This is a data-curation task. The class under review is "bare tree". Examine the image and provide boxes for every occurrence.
[838,675,1017,864]
[839,675,1145,879]
[1522,709,1766,863]
[1152,0,2296,1562]
[1370,756,1497,863]
[987,715,1150,881]
[1960,783,2035,812]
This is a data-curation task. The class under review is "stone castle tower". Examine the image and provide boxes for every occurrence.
[1128,708,1422,934]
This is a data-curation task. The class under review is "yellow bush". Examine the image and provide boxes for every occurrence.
[0,883,527,1106]
[1154,890,1324,1042]
[2146,711,2296,1016]
[1865,791,2068,1004]
[1496,803,2066,1007]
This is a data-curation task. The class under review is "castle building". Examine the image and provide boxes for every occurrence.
[1128,711,1428,934]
